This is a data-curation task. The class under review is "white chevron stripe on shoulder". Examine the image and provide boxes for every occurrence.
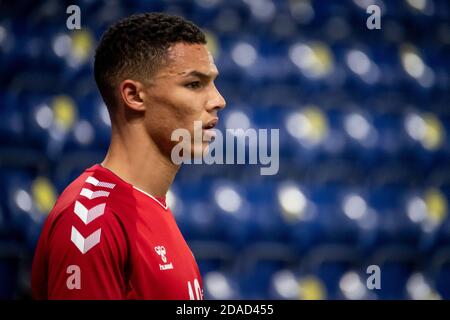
[86,176,116,189]
[71,226,102,254]
[80,188,110,199]
[74,201,106,224]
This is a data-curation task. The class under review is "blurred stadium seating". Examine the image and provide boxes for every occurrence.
[0,0,449,299]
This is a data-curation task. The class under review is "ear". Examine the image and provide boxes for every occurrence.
[119,79,146,112]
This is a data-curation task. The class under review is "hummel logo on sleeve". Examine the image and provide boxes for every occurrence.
[85,176,116,189]
[71,226,102,254]
[80,188,110,199]
[74,201,106,224]
[69,176,116,254]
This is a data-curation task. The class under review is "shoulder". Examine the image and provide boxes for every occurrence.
[44,165,134,254]
[49,164,135,224]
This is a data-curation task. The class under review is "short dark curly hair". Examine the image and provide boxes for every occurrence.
[94,12,207,110]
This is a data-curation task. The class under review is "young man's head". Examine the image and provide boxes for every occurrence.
[94,12,226,158]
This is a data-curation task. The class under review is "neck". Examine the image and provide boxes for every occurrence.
[101,123,179,198]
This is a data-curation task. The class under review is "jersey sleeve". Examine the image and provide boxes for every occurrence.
[31,201,128,300]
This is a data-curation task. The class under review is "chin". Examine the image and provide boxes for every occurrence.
[190,142,210,159]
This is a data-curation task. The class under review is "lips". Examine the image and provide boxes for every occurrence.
[203,118,218,130]
[202,118,218,141]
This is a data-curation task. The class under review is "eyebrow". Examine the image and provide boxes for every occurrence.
[181,70,219,80]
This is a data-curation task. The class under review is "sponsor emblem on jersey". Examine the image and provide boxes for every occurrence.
[155,245,174,270]
[155,245,167,262]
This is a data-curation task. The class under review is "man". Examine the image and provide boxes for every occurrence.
[31,12,226,299]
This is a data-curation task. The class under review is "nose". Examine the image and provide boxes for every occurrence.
[207,83,226,112]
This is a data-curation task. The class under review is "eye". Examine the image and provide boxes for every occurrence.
[185,81,202,89]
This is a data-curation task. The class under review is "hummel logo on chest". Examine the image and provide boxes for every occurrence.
[154,245,174,270]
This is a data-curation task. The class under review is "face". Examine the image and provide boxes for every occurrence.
[141,43,226,159]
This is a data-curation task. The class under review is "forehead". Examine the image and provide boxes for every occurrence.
[159,43,218,77]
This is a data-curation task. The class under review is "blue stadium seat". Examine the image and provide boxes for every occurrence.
[236,242,296,299]
[0,242,22,299]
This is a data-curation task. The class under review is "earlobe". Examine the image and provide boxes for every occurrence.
[120,80,146,112]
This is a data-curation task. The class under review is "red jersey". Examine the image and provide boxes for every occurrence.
[31,164,203,300]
